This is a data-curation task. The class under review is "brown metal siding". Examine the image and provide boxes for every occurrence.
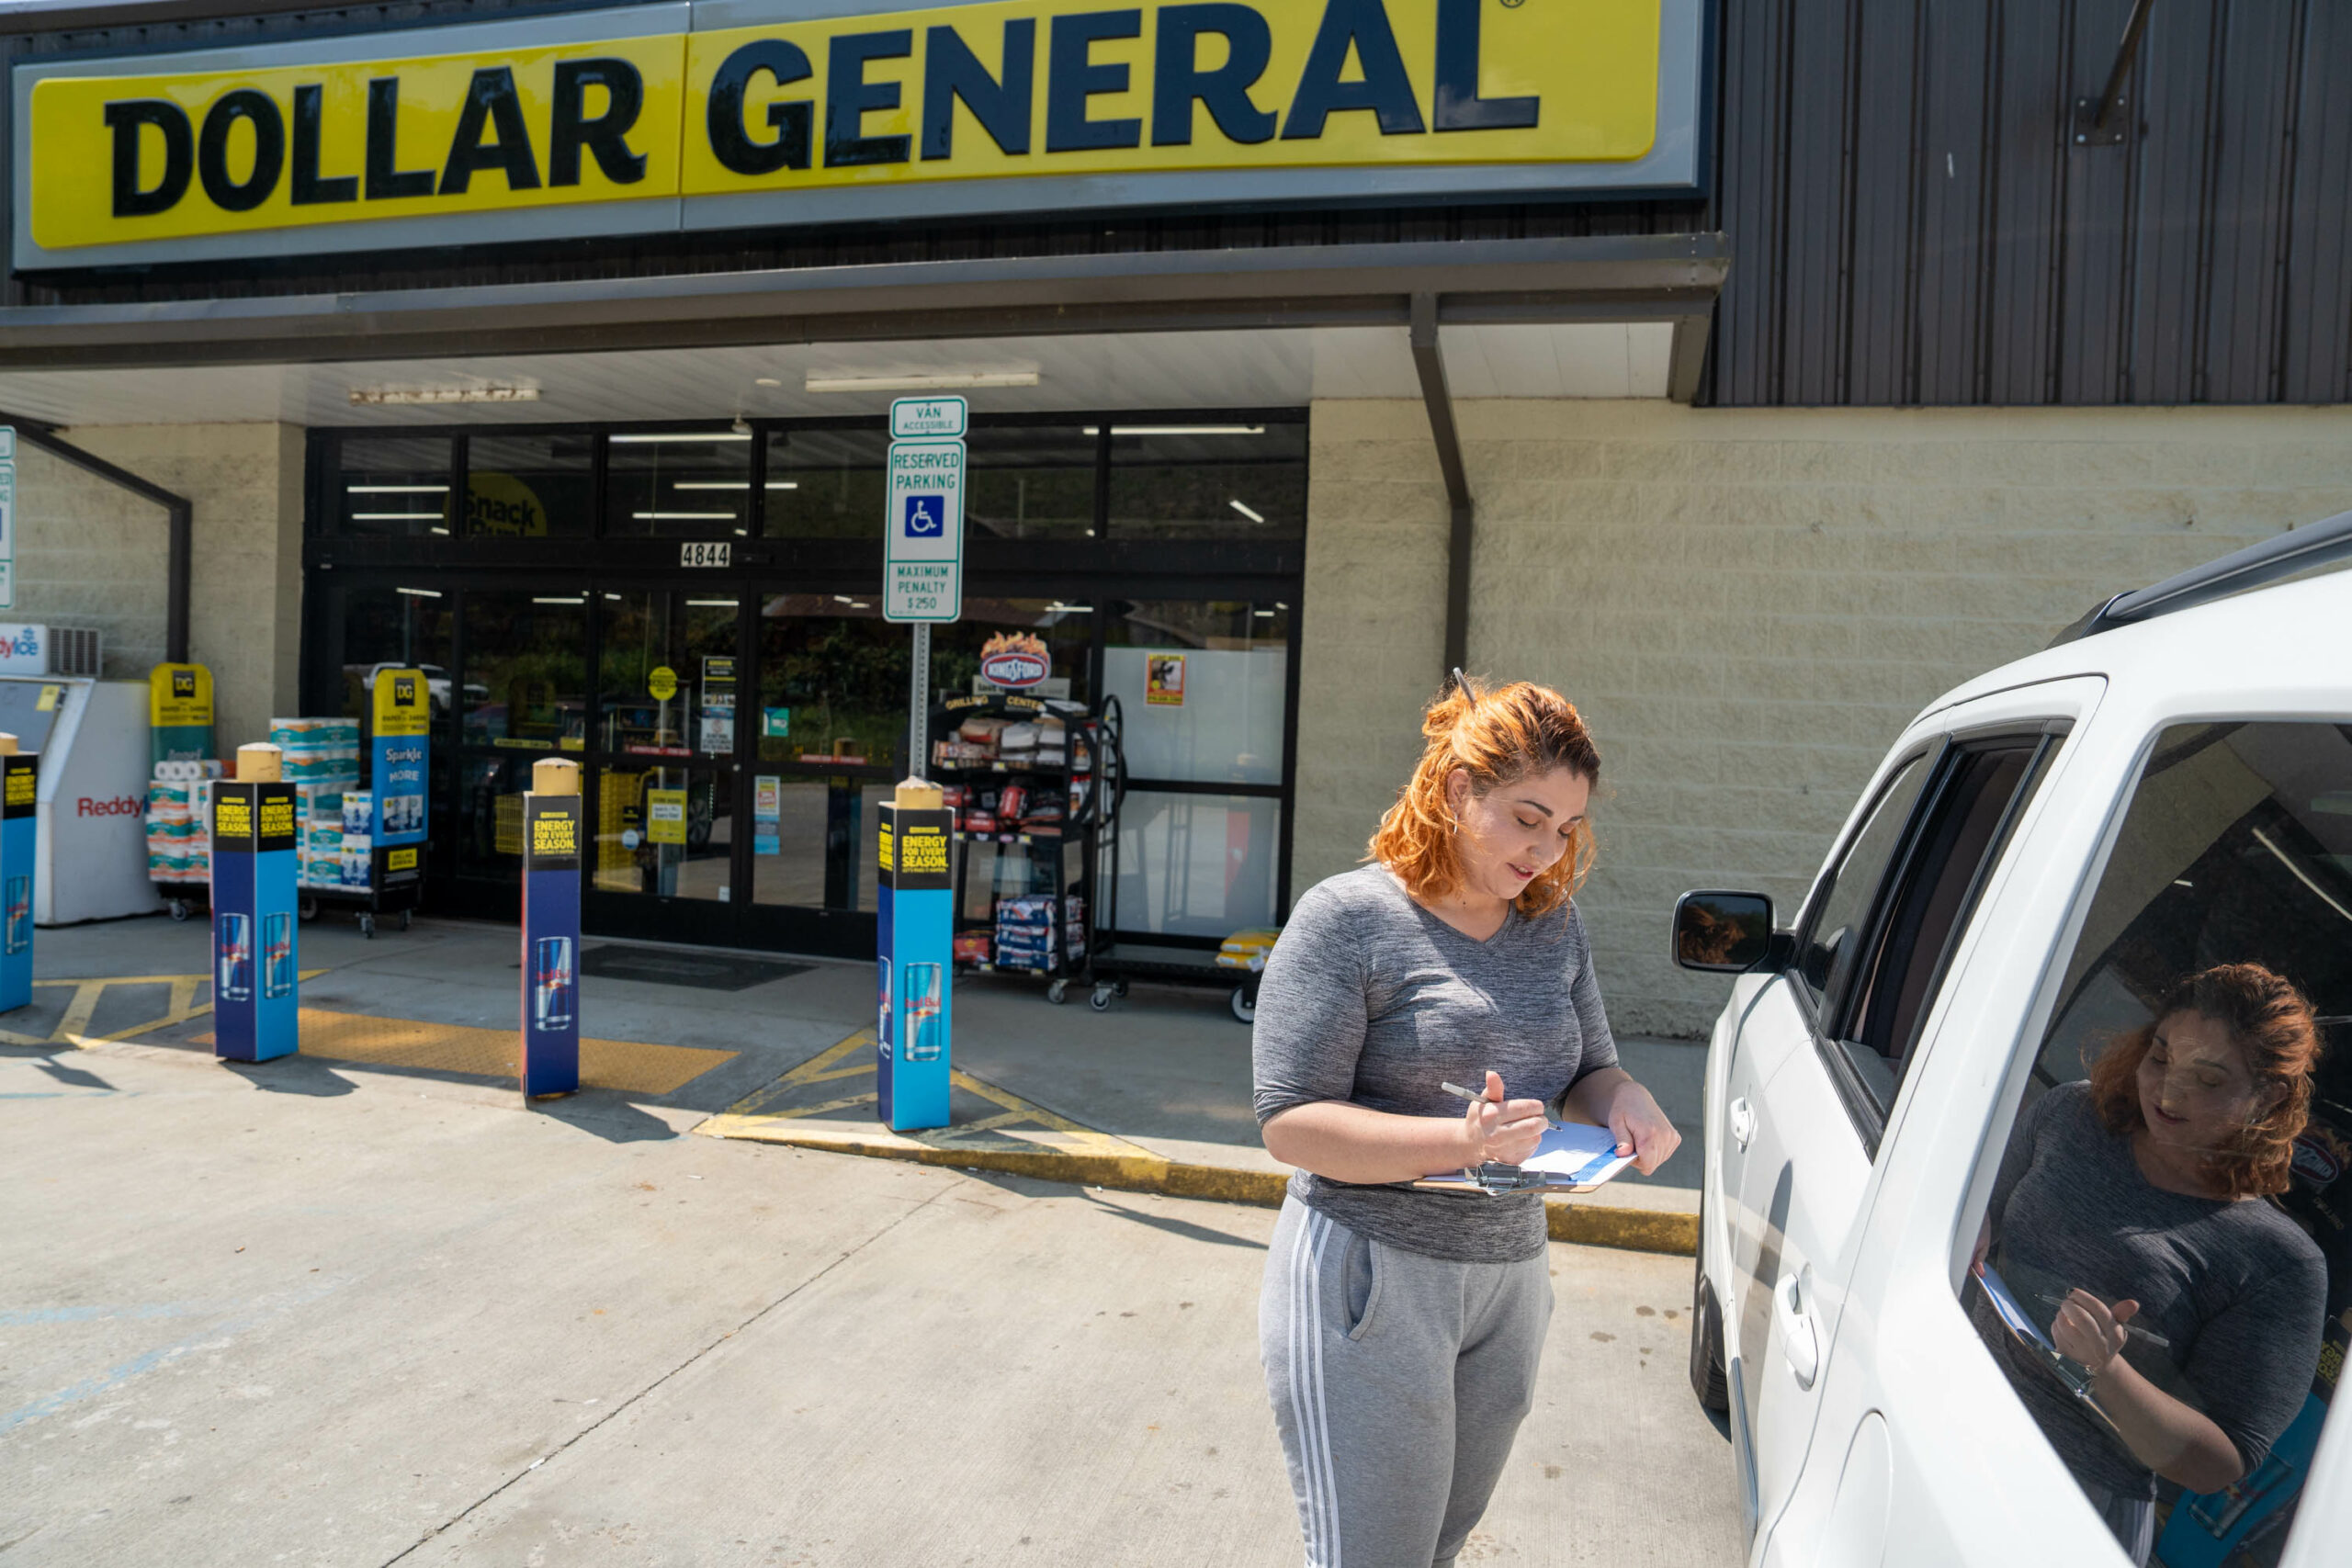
[7,0,2352,407]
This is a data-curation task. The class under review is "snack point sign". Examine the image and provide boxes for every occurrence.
[12,0,1702,269]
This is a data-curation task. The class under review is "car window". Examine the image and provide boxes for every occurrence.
[1792,753,1932,1019]
[1827,739,2055,1138]
[1962,722,2352,1567]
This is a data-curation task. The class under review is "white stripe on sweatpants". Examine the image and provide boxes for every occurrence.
[1288,1208,1342,1568]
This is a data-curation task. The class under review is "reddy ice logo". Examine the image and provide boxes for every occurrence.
[0,628,40,659]
[978,632,1049,689]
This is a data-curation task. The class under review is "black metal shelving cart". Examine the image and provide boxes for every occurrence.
[932,691,1123,1003]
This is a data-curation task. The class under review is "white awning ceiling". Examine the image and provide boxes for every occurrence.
[0,321,1676,429]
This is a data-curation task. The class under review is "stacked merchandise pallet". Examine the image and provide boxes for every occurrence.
[931,691,1123,1005]
[273,719,366,898]
[146,759,221,919]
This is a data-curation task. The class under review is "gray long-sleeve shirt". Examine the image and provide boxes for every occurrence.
[1251,863,1619,1263]
[1974,1080,2327,1498]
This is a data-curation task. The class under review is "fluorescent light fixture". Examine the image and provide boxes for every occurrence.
[605,593,624,601]
[346,483,449,494]
[610,432,752,444]
[673,480,799,491]
[754,377,783,388]
[832,595,857,604]
[1228,499,1265,524]
[806,369,1039,393]
[533,596,584,605]
[394,587,443,598]
[633,511,740,521]
[429,526,450,536]
[1275,601,1289,609]
[734,528,749,536]
[1253,609,1276,617]
[1045,602,1093,614]
[1081,424,1264,436]
[349,385,538,406]
[351,512,443,522]
[687,599,739,607]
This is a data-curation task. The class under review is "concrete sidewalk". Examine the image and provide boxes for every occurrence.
[0,1034,1743,1567]
[28,911,1706,1252]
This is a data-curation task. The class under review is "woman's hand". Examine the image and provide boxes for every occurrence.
[1604,1080,1681,1175]
[2051,1288,2141,1377]
[1461,1070,1550,1166]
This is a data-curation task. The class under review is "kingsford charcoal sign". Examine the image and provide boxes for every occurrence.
[978,632,1050,688]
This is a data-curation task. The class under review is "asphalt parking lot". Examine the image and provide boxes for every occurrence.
[1,969,1741,1567]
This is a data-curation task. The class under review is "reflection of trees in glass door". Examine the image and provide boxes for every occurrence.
[589,591,742,917]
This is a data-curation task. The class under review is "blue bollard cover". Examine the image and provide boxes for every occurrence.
[519,790,582,1099]
[210,781,299,1062]
[876,802,953,1132]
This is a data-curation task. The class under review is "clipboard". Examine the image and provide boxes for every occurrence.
[1410,1122,1635,1196]
[1970,1259,2127,1439]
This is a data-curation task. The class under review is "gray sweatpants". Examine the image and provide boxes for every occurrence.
[1259,1196,1554,1568]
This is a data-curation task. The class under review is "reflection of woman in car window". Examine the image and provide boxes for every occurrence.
[1975,964,2327,1563]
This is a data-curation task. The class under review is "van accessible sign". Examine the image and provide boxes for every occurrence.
[9,0,1703,270]
[884,397,965,624]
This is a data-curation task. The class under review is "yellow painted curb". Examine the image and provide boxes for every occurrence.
[701,1108,1697,1258]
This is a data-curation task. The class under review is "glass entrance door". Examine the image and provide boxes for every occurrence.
[583,589,744,946]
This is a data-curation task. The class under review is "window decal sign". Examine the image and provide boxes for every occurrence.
[11,0,1702,269]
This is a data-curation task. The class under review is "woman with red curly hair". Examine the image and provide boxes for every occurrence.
[1252,675,1680,1568]
[1974,964,2328,1562]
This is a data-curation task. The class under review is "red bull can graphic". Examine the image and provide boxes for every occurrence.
[901,963,944,1062]
[217,912,254,1002]
[261,912,293,1000]
[3,875,27,956]
[532,937,575,1033]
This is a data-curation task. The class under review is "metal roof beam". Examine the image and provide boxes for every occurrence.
[0,233,1731,373]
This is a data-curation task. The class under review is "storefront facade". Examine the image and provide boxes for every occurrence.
[3,0,2349,1032]
[307,409,1305,957]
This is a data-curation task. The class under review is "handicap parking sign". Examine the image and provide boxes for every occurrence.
[902,493,944,537]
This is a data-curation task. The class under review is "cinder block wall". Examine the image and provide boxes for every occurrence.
[16,423,305,750]
[1297,399,2352,1037]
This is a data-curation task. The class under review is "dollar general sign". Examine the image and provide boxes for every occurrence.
[12,0,1698,268]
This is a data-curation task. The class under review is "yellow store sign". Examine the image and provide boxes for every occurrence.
[13,0,1698,268]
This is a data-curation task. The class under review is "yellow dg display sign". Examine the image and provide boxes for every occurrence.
[13,0,1700,269]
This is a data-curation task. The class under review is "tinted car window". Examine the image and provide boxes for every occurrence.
[1793,754,1931,1018]
[1963,723,2352,1566]
[1828,740,2052,1129]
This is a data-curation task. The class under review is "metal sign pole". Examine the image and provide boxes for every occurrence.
[909,622,930,780]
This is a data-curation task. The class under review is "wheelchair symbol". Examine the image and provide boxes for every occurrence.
[902,494,945,537]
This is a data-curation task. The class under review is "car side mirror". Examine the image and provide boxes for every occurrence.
[1672,890,1775,973]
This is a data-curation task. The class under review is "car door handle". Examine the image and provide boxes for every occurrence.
[1775,1269,1819,1389]
[1728,1096,1756,1149]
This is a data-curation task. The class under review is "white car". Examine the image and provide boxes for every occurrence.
[1675,519,2352,1568]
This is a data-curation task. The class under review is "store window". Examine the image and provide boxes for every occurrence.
[604,429,756,537]
[334,585,454,736]
[335,435,454,536]
[965,424,1098,541]
[1102,600,1287,786]
[754,596,905,769]
[465,432,594,538]
[1962,723,2352,1565]
[453,753,531,886]
[1105,421,1306,539]
[1104,792,1283,939]
[461,592,587,749]
[749,777,889,913]
[764,427,887,539]
[596,592,741,759]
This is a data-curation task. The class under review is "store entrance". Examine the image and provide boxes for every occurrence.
[305,411,1306,963]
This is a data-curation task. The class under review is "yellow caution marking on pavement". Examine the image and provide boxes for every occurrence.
[0,970,311,1049]
[188,1009,735,1096]
[696,1028,1698,1257]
